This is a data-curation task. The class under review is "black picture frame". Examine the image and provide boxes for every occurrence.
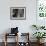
[10,7,26,20]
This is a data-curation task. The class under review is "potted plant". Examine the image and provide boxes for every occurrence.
[32,25,38,30]
[32,24,45,30]
[33,32,46,43]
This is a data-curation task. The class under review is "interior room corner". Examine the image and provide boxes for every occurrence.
[0,0,46,46]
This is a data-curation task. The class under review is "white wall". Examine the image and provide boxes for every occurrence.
[0,0,36,42]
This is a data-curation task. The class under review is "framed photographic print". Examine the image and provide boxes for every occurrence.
[36,0,46,26]
[10,7,26,20]
[37,0,46,19]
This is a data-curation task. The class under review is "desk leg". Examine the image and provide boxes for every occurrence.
[15,34,18,46]
[4,41,7,46]
[4,34,7,46]
[16,34,18,46]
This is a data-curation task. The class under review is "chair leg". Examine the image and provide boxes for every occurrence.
[4,41,7,46]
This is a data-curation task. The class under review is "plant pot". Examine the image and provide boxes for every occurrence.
[37,39,45,44]
[40,38,45,43]
[37,39,40,43]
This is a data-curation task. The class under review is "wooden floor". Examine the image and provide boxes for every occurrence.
[0,42,46,46]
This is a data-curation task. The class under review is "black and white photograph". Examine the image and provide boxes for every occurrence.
[10,7,26,20]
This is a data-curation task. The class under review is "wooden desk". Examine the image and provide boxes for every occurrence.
[4,33,18,46]
[4,33,30,46]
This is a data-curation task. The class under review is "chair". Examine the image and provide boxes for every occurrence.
[4,27,19,46]
[4,33,18,46]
